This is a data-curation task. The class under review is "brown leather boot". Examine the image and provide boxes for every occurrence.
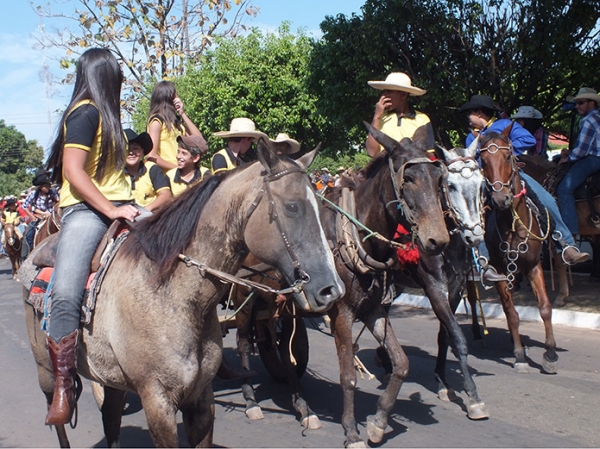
[45,330,79,426]
[562,246,590,266]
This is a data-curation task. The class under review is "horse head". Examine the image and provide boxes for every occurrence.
[243,137,345,313]
[364,122,450,255]
[437,137,485,248]
[4,222,16,247]
[479,124,521,210]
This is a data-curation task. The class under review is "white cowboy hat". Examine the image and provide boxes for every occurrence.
[367,72,426,96]
[269,133,300,155]
[214,117,268,140]
[511,106,543,120]
[571,87,600,104]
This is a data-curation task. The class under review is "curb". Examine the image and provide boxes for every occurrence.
[394,291,600,330]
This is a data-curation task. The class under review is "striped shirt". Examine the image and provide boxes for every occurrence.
[22,189,59,213]
[569,108,600,161]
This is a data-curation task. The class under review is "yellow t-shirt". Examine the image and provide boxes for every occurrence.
[377,110,432,153]
[59,101,133,208]
[2,210,20,225]
[167,166,210,197]
[128,161,171,207]
[148,116,185,168]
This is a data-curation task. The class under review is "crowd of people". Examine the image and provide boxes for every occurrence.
[1,47,598,428]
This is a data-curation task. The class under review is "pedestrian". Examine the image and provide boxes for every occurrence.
[43,48,140,427]
[146,80,207,172]
[365,72,434,157]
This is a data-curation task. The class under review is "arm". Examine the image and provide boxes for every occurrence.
[365,96,389,157]
[569,118,596,162]
[146,119,177,172]
[145,164,173,212]
[145,189,172,212]
[173,97,203,137]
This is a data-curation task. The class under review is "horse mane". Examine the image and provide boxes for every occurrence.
[480,130,506,147]
[123,173,228,283]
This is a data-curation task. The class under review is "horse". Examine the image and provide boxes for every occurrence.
[21,139,345,448]
[478,126,558,374]
[32,203,62,249]
[226,124,488,447]
[3,222,23,279]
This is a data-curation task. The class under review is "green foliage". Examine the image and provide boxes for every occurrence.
[0,120,44,197]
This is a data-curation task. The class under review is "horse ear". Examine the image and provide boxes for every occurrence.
[502,122,514,140]
[434,143,453,162]
[256,136,281,174]
[295,144,320,171]
[465,135,479,158]
[363,121,399,154]
[412,124,435,151]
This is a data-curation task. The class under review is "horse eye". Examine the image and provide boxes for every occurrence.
[404,176,414,184]
[284,202,300,216]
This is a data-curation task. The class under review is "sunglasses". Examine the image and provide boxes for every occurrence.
[575,100,590,105]
[229,137,250,142]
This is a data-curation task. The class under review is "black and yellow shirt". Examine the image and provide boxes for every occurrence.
[59,100,133,208]
[2,210,20,225]
[211,147,241,174]
[125,160,171,207]
[147,115,186,168]
[166,166,210,197]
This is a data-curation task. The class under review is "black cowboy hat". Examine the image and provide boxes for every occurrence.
[4,197,17,206]
[32,168,52,186]
[458,95,501,114]
[125,128,153,155]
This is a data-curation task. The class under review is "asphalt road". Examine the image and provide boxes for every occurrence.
[1,256,599,448]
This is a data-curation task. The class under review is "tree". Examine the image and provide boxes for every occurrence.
[35,0,260,110]
[134,23,350,157]
[309,0,600,148]
[0,120,44,197]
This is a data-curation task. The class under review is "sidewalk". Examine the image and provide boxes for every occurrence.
[394,271,600,330]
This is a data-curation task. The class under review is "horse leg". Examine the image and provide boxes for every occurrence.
[495,282,529,373]
[277,313,320,429]
[528,263,558,374]
[101,386,127,448]
[422,270,488,420]
[553,253,570,307]
[139,386,179,447]
[329,304,365,448]
[363,305,409,445]
[181,386,215,448]
[466,280,485,344]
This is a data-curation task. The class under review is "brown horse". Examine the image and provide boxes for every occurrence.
[21,140,345,448]
[32,203,62,248]
[478,127,558,374]
[3,222,23,279]
[226,124,489,447]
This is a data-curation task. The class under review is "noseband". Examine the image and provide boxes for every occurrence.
[479,140,519,194]
[245,165,312,290]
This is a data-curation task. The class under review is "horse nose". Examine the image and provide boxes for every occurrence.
[425,237,448,254]
[315,284,344,308]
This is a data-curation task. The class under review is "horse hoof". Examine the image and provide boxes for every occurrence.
[554,297,566,308]
[467,402,489,420]
[437,386,458,402]
[301,414,322,430]
[245,406,264,421]
[366,415,386,444]
[542,358,558,374]
[514,362,530,374]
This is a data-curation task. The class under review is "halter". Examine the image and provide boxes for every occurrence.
[478,140,519,194]
[443,155,485,237]
[245,165,312,290]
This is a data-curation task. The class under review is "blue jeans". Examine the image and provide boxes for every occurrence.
[26,221,39,248]
[556,156,600,235]
[520,171,576,251]
[48,203,111,342]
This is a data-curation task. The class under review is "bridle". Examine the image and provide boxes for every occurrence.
[478,139,520,194]
[245,165,312,290]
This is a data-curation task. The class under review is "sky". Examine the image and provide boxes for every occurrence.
[0,0,365,153]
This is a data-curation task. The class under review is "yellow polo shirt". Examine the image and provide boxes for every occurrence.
[147,115,186,168]
[377,110,432,153]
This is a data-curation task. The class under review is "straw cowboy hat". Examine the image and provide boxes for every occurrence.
[368,72,426,96]
[458,95,501,114]
[570,87,600,104]
[32,168,52,187]
[214,117,267,140]
[124,128,153,155]
[511,106,543,120]
[269,133,300,155]
[177,135,209,156]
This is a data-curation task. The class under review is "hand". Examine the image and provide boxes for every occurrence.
[108,204,140,222]
[374,94,392,119]
[173,97,184,115]
[559,148,570,164]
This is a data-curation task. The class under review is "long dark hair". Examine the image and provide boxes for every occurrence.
[147,81,181,132]
[46,48,126,183]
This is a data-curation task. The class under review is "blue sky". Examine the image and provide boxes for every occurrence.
[0,0,364,151]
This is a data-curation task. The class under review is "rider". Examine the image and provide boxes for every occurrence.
[211,118,267,174]
[166,135,211,196]
[460,94,590,267]
[511,106,549,159]
[1,197,23,248]
[124,128,172,212]
[365,71,434,157]
[22,168,60,249]
[43,48,140,427]
[269,132,300,157]
[556,87,600,236]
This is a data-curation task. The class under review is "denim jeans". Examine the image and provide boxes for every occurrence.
[556,156,600,235]
[520,171,576,251]
[26,221,39,249]
[48,203,111,342]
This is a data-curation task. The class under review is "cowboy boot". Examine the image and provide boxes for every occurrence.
[45,329,79,426]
